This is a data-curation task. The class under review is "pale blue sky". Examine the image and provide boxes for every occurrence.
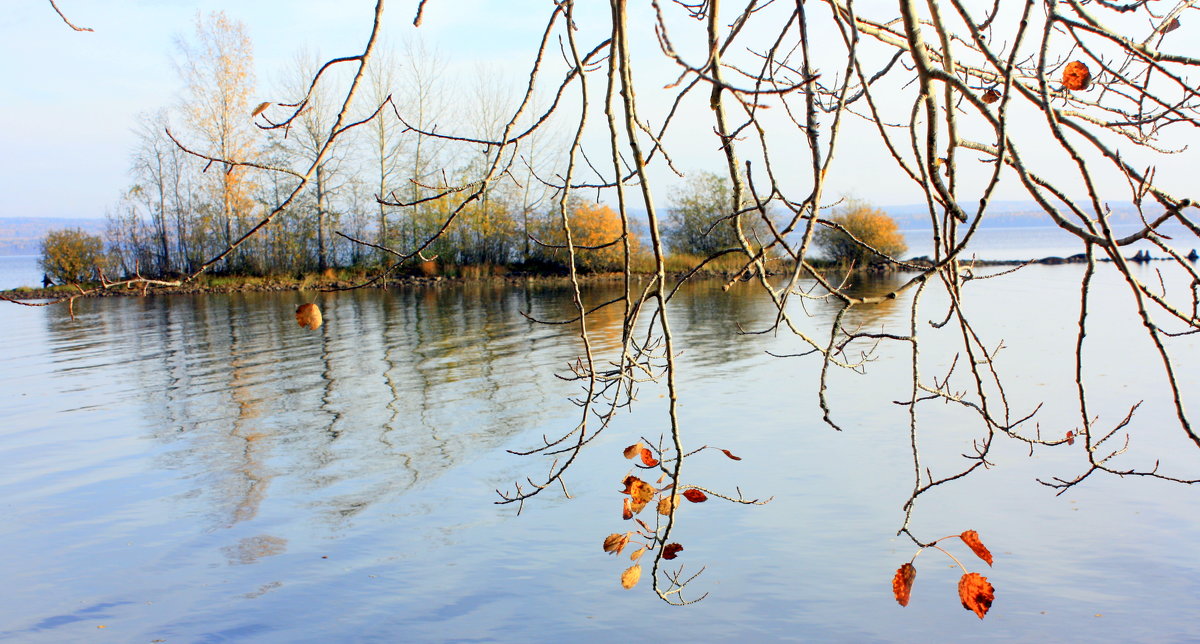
[3,1,1193,220]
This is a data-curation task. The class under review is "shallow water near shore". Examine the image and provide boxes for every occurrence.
[1,263,1199,642]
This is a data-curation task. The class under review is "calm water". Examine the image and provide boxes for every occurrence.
[0,255,44,291]
[2,265,1199,642]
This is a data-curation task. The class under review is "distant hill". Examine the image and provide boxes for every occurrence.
[0,217,106,256]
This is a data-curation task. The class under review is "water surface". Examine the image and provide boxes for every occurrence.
[1,266,1198,642]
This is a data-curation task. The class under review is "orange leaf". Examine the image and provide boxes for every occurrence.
[720,449,742,461]
[657,495,679,516]
[628,478,656,514]
[603,532,630,556]
[251,101,271,117]
[619,475,637,495]
[682,489,708,503]
[892,563,916,607]
[622,498,633,520]
[960,530,993,566]
[1062,60,1091,91]
[958,572,995,619]
[620,564,642,589]
[630,546,646,561]
[1066,431,1075,446]
[639,447,659,467]
[623,442,642,459]
[982,88,1000,104]
[662,543,684,560]
[295,303,323,330]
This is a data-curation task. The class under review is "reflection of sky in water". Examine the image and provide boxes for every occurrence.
[0,267,1197,641]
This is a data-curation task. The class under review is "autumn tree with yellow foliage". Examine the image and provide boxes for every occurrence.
[815,201,908,268]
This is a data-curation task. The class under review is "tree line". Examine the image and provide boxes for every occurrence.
[38,11,900,286]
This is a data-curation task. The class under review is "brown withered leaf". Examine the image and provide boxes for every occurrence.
[640,447,659,467]
[1062,60,1091,91]
[622,498,633,520]
[720,449,742,461]
[662,543,684,560]
[657,495,679,516]
[892,563,917,607]
[1164,18,1181,33]
[630,546,647,561]
[620,564,642,589]
[603,533,630,556]
[960,530,993,566]
[251,101,271,117]
[619,475,637,494]
[982,88,1000,104]
[1066,431,1075,446]
[958,572,995,619]
[682,489,708,503]
[295,303,323,330]
[623,442,643,459]
[628,478,656,514]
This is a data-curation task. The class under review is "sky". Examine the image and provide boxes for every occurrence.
[3,1,1196,220]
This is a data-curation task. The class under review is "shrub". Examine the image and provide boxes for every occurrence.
[816,201,907,266]
[39,228,108,284]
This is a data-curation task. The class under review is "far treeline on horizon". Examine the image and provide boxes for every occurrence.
[0,200,1166,258]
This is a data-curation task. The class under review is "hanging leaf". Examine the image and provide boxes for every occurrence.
[892,563,917,607]
[1062,60,1091,91]
[958,572,995,619]
[682,489,708,503]
[251,101,271,117]
[662,543,684,560]
[623,442,643,459]
[295,303,323,330]
[639,447,659,467]
[603,533,630,556]
[628,478,656,513]
[1164,18,1181,34]
[1066,431,1075,446]
[619,475,637,494]
[720,449,742,461]
[620,564,642,589]
[657,495,680,516]
[960,530,993,566]
[622,498,633,520]
[982,88,1000,104]
[630,546,647,561]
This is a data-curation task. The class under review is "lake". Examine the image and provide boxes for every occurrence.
[1,262,1199,642]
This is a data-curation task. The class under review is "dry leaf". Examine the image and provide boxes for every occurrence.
[982,88,1000,104]
[620,564,642,589]
[1164,18,1181,34]
[892,563,917,607]
[630,546,647,561]
[623,442,643,459]
[622,498,633,520]
[720,449,742,461]
[628,478,656,514]
[657,495,680,516]
[960,530,993,566]
[619,475,637,495]
[296,303,323,330]
[682,489,708,503]
[251,101,271,117]
[1062,60,1091,91]
[958,572,995,619]
[639,447,659,467]
[1066,431,1075,446]
[603,532,630,556]
[662,543,684,560]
